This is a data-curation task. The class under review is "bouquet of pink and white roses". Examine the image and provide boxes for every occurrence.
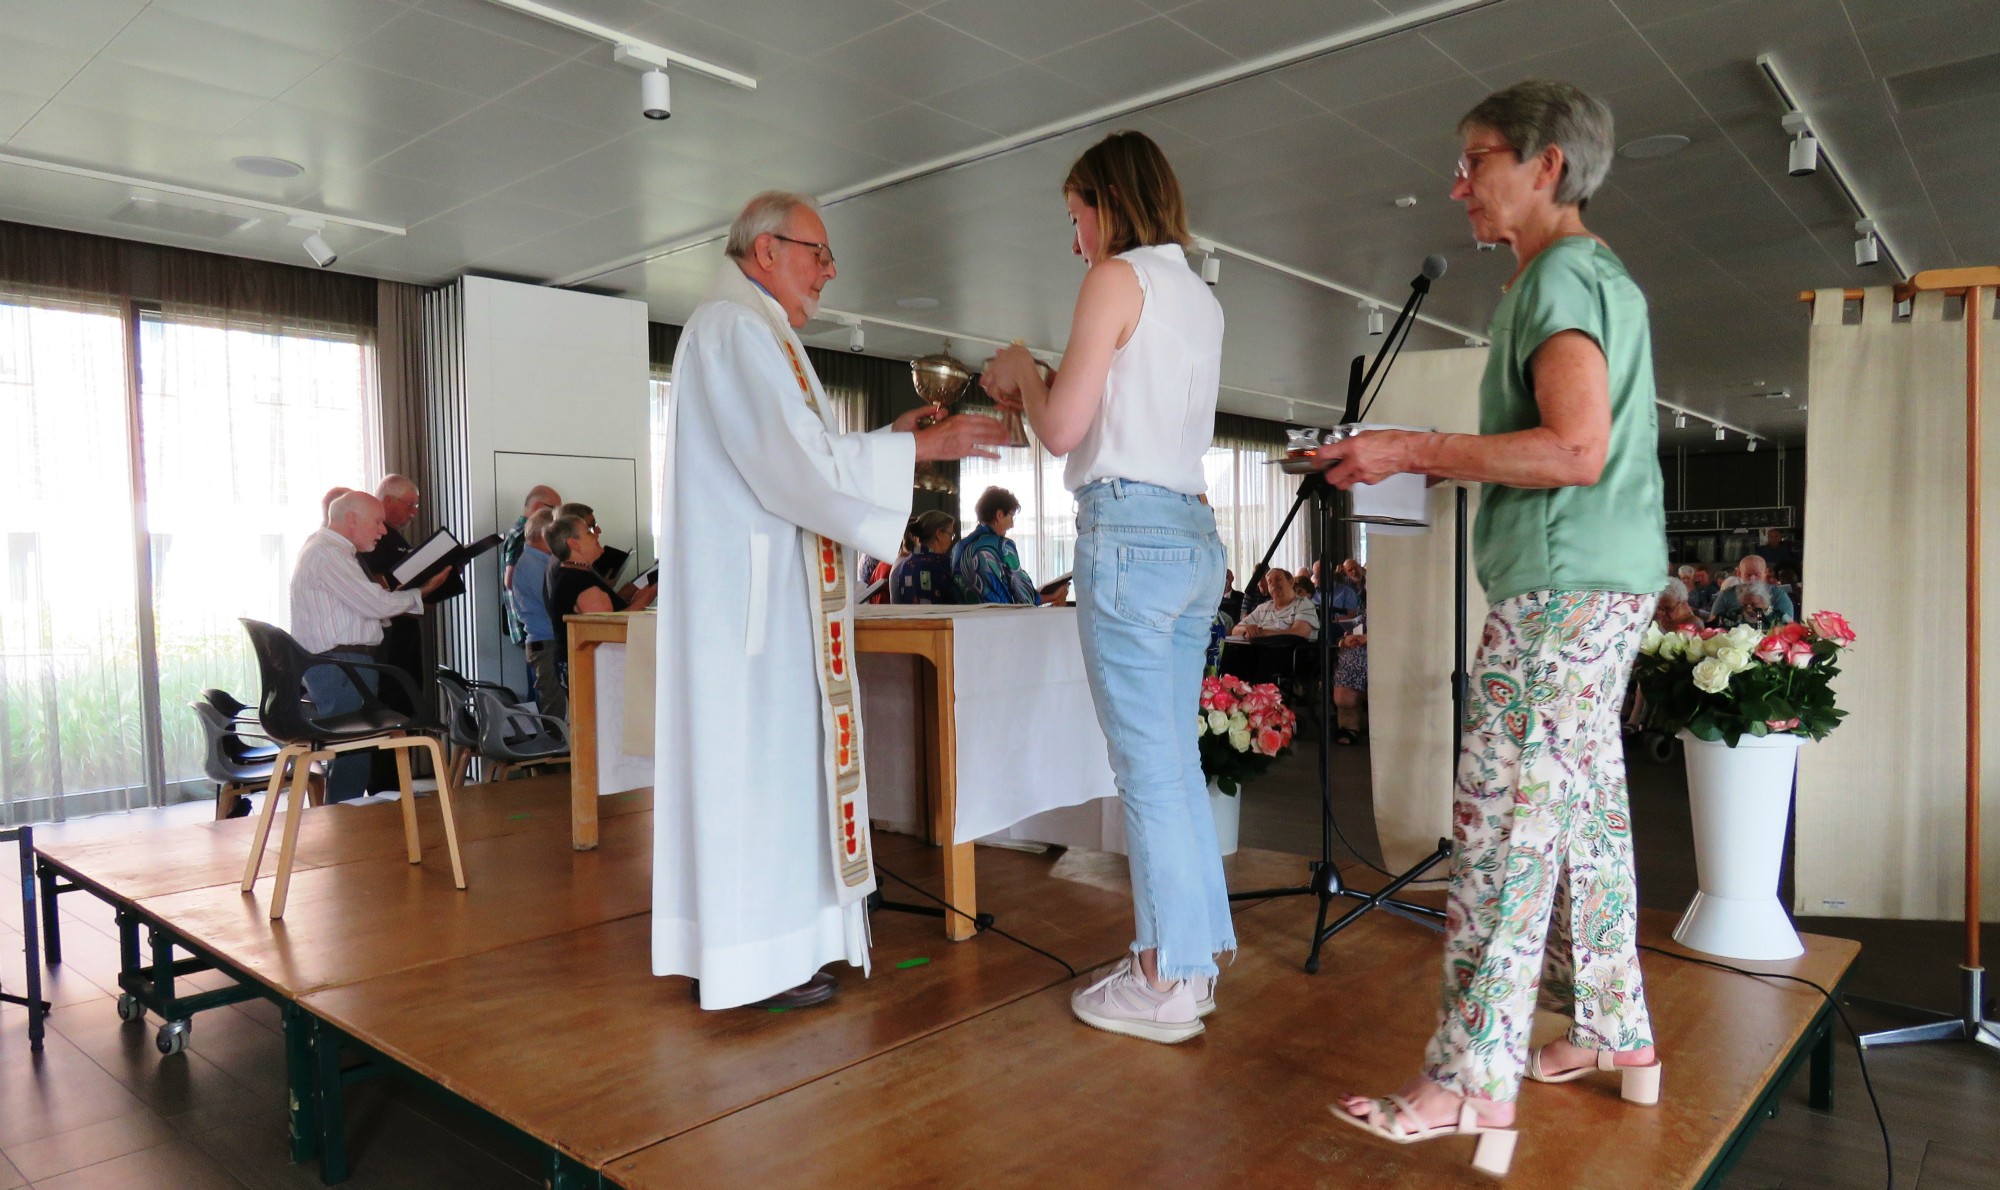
[1197,674,1297,795]
[1635,610,1856,746]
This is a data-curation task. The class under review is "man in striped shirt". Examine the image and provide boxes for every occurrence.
[290,491,451,801]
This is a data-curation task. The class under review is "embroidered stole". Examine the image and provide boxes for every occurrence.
[773,335,873,901]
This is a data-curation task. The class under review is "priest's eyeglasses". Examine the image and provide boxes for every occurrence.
[772,235,836,268]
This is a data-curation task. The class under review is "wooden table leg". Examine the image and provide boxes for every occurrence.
[570,640,601,851]
[925,639,976,942]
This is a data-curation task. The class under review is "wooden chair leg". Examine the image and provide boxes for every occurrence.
[269,751,321,920]
[306,772,326,808]
[242,748,296,892]
[457,747,475,788]
[423,736,468,891]
[394,744,420,864]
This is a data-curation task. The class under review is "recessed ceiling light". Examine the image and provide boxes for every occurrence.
[897,297,939,309]
[1618,134,1690,160]
[233,156,304,178]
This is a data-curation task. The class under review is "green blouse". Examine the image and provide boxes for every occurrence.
[1471,236,1667,603]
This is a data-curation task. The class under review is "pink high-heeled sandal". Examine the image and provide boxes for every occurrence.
[1525,1046,1663,1105]
[1330,1095,1518,1177]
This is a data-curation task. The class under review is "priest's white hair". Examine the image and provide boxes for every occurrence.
[724,190,820,260]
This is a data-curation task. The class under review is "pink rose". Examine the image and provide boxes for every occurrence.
[1256,727,1283,754]
[1754,635,1787,664]
[1785,640,1814,668]
[1212,690,1237,712]
[1766,718,1800,731]
[1809,610,1856,645]
[1696,627,1722,639]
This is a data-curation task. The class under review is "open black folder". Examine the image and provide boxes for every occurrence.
[391,528,502,590]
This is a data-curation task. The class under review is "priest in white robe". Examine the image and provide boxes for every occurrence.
[653,191,1008,1010]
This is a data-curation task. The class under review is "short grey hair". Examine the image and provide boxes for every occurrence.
[1459,79,1614,207]
[1737,579,1772,607]
[724,190,819,260]
[1676,564,1694,580]
[1662,577,1688,604]
[525,506,555,547]
[546,515,587,563]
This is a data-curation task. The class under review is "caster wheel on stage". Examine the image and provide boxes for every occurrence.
[156,1019,190,1056]
[116,993,145,1023]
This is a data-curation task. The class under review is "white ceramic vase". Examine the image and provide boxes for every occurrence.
[1672,730,1806,960]
[1209,778,1240,857]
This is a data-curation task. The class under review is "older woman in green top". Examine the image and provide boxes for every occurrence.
[1321,80,1668,1176]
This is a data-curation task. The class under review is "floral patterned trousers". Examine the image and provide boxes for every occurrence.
[1424,589,1657,1103]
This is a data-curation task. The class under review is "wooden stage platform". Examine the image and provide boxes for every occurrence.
[33,777,1856,1188]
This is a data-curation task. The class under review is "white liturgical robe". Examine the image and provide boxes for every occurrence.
[652,263,915,1009]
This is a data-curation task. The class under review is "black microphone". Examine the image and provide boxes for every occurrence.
[1412,254,1447,293]
[1341,355,1366,426]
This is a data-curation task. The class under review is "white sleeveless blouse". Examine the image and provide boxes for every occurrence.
[1063,243,1225,495]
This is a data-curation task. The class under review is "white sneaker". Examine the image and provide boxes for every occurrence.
[1190,975,1217,1018]
[1070,957,1204,1043]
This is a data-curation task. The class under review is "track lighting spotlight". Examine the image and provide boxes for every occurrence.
[1674,412,1687,430]
[302,230,336,268]
[848,323,865,353]
[1366,305,1384,337]
[1747,438,1758,453]
[1854,219,1879,267]
[641,68,671,119]
[1714,425,1726,442]
[1201,251,1220,285]
[1782,112,1817,176]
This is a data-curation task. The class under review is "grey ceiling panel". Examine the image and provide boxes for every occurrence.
[923,0,1155,61]
[813,14,1019,103]
[1165,0,1391,61]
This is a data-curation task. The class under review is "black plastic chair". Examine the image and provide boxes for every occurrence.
[237,619,466,919]
[199,687,258,724]
[189,697,321,820]
[436,669,569,784]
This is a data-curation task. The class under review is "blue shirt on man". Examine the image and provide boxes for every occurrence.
[512,547,556,642]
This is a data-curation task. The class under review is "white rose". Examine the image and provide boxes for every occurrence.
[1639,625,1664,656]
[1727,624,1763,649]
[1656,634,1684,661]
[1691,657,1733,694]
[1228,726,1252,753]
[1195,715,1209,737]
[1716,645,1755,674]
[1207,709,1229,734]
[1229,710,1248,732]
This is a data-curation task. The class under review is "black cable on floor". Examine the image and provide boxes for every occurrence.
[873,861,1078,980]
[1639,943,1892,1190]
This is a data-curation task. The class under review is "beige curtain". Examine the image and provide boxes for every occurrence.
[1797,285,2000,921]
[376,280,428,482]
[1361,347,1489,872]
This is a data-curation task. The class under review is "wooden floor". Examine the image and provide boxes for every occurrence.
[0,774,1878,1188]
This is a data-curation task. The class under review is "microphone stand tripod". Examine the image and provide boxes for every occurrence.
[1226,262,1461,974]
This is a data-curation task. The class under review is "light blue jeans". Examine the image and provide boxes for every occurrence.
[1073,479,1233,980]
[302,650,377,803]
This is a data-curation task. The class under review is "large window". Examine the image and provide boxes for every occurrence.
[0,286,377,822]
[958,431,1306,591]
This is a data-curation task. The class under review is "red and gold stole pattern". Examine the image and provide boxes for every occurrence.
[780,338,872,894]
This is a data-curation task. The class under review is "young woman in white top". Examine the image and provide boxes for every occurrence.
[983,130,1228,1044]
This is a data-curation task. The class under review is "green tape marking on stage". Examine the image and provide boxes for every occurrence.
[897,958,931,969]
[507,813,532,820]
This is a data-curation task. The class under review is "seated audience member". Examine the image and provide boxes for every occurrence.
[1686,565,1716,618]
[1333,615,1369,746]
[891,510,961,605]
[1293,569,1315,601]
[1754,528,1798,573]
[1337,558,1367,609]
[1324,558,1363,628]
[1717,579,1777,631]
[1655,578,1700,632]
[955,486,1065,604]
[1219,569,1320,685]
[1219,568,1244,624]
[1710,554,1794,624]
[544,514,658,685]
[512,508,563,719]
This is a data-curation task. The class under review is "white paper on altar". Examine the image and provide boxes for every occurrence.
[593,642,655,796]
[854,605,1120,845]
